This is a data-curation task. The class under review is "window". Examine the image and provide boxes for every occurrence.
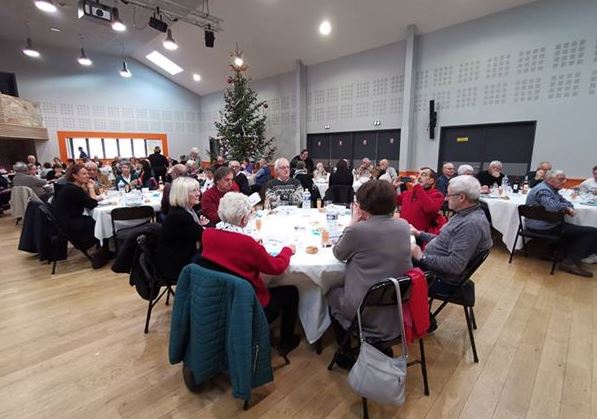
[103,138,119,159]
[118,139,133,158]
[132,138,146,157]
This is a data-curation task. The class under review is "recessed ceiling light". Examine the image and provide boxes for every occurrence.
[319,19,332,36]
[145,50,183,75]
[50,27,61,32]
[193,73,201,82]
[34,0,57,13]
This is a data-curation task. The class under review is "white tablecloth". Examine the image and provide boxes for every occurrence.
[313,177,367,201]
[88,192,162,244]
[480,193,597,252]
[252,208,349,343]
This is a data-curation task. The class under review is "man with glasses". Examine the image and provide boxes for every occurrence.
[525,170,597,277]
[264,158,304,208]
[410,175,492,297]
[396,167,444,234]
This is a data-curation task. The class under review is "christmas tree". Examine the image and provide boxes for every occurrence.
[210,48,276,162]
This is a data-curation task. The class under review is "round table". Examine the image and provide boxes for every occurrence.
[249,207,349,343]
[88,191,162,244]
[480,192,597,252]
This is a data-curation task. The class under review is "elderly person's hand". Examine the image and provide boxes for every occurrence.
[409,224,421,237]
[199,215,210,226]
[410,243,423,260]
[565,207,576,217]
[480,185,490,194]
[287,244,296,255]
[350,203,365,225]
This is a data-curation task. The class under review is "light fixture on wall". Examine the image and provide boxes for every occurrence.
[319,19,332,36]
[77,35,92,66]
[34,0,57,13]
[163,29,178,50]
[373,120,381,126]
[22,24,40,58]
[111,8,126,32]
[324,124,330,130]
[119,43,132,78]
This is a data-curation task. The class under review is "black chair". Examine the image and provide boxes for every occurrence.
[39,203,92,274]
[428,249,490,363]
[328,275,430,418]
[508,204,564,274]
[0,188,11,215]
[324,185,354,206]
[110,206,155,252]
[136,234,175,333]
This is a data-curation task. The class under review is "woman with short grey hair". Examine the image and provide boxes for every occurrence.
[457,164,474,176]
[199,192,302,356]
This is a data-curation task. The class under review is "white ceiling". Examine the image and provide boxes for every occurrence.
[0,0,538,96]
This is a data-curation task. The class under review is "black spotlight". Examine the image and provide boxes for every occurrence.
[204,26,215,48]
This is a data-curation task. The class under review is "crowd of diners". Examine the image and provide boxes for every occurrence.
[1,146,596,360]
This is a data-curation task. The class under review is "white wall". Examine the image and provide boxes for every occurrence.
[198,70,298,160]
[0,39,202,162]
[412,0,597,177]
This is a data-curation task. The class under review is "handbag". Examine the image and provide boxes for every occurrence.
[348,277,409,406]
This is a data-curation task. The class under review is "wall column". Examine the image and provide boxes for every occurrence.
[295,60,307,152]
[399,24,417,172]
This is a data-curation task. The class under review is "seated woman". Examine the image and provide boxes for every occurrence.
[114,161,138,191]
[156,177,207,283]
[199,192,301,355]
[294,161,321,204]
[329,159,353,187]
[51,163,108,268]
[327,179,412,357]
[135,159,158,190]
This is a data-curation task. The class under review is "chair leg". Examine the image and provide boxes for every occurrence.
[509,233,519,264]
[463,306,479,363]
[166,288,171,306]
[243,400,249,410]
[521,236,528,257]
[550,259,557,275]
[419,338,430,396]
[314,338,323,355]
[328,333,351,370]
[51,259,57,275]
[144,298,153,334]
[362,397,369,419]
[470,307,477,330]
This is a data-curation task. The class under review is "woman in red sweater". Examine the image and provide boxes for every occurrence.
[199,192,301,355]
[396,167,445,232]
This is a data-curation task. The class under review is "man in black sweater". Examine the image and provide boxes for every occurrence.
[264,158,304,207]
[229,160,250,195]
[148,146,169,183]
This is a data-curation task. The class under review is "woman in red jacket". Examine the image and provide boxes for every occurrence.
[396,167,445,233]
[199,192,301,355]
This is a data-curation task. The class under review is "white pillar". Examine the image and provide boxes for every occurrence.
[295,60,307,152]
[400,24,417,172]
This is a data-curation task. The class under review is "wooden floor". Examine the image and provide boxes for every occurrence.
[1,214,596,419]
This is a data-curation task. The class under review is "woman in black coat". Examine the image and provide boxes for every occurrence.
[156,177,208,282]
[329,159,353,187]
[52,163,108,267]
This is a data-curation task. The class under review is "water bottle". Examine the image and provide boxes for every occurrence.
[502,175,509,189]
[326,205,339,240]
[302,190,311,209]
[117,180,125,191]
[522,175,529,195]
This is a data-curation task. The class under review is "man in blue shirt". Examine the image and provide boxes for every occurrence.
[526,170,597,277]
[436,162,455,195]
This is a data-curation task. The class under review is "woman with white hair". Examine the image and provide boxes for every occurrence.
[457,164,474,176]
[156,177,208,282]
[199,192,301,355]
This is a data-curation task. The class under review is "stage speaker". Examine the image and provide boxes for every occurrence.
[429,100,437,139]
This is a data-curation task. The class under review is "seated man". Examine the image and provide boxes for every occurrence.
[525,170,597,277]
[397,167,445,233]
[200,166,239,224]
[229,160,250,195]
[410,175,492,292]
[354,158,372,179]
[477,160,505,192]
[378,159,398,182]
[579,165,597,192]
[436,162,455,195]
[527,161,552,188]
[264,158,303,208]
[12,161,52,201]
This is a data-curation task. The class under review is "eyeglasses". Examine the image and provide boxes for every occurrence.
[445,193,462,199]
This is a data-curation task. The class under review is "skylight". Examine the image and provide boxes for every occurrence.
[145,50,183,75]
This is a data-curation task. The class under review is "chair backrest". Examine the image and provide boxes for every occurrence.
[518,204,564,224]
[459,248,490,284]
[111,205,155,234]
[327,185,354,205]
[9,186,39,218]
[360,276,412,310]
[136,233,167,281]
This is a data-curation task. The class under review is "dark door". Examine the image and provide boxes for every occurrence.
[0,72,18,96]
[307,134,331,168]
[330,133,352,169]
[376,129,401,171]
[438,126,486,173]
[352,131,377,169]
[438,121,535,180]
